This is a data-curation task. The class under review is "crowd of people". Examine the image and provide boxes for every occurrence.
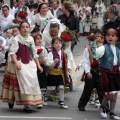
[0,0,120,119]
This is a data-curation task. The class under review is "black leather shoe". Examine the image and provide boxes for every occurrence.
[23,107,32,113]
[78,106,85,111]
[8,102,14,109]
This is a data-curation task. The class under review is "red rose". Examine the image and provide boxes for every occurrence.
[61,33,71,42]
[37,48,43,54]
[18,11,28,19]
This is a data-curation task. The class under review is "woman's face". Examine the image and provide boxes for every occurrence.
[2,7,9,17]
[40,4,48,15]
[49,27,59,38]
[61,5,68,14]
[98,0,101,5]
[107,9,114,18]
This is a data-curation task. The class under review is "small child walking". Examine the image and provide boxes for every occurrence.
[44,37,69,109]
[96,28,120,119]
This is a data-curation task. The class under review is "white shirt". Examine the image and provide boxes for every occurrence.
[96,45,118,65]
[81,47,91,73]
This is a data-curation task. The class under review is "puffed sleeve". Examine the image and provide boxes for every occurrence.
[31,37,38,58]
[96,46,105,58]
[9,39,19,55]
[46,52,55,67]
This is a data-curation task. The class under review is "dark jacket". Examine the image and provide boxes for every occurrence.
[102,16,120,42]
[58,13,79,33]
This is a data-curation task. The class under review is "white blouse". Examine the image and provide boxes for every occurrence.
[96,45,118,65]
[9,34,38,59]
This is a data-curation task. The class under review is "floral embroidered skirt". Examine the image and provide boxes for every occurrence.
[0,62,42,106]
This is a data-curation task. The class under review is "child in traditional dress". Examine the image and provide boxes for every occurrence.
[96,28,120,119]
[44,37,69,109]
[0,21,43,113]
[76,29,105,111]
[33,32,48,95]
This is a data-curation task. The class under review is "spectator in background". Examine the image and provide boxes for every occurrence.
[58,1,79,51]
[51,0,63,18]
[117,2,120,16]
[37,0,43,5]
[102,5,120,48]
[25,0,38,12]
[0,0,4,10]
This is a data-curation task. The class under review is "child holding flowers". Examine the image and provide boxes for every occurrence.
[76,29,105,111]
[33,32,48,97]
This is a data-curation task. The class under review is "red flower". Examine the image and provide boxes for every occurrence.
[18,11,28,19]
[87,33,96,41]
[61,33,71,42]
[79,16,82,20]
[37,48,43,54]
[13,19,20,24]
[91,58,99,69]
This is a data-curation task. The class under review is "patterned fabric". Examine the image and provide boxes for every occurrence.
[0,62,42,106]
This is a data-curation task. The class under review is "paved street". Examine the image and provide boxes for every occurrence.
[0,36,119,120]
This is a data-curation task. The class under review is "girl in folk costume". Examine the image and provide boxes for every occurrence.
[83,8,92,35]
[96,28,120,119]
[42,18,66,52]
[44,37,69,109]
[96,7,104,30]
[33,33,48,95]
[76,30,105,111]
[0,21,43,113]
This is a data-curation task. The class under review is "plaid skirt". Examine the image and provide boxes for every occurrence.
[0,62,42,106]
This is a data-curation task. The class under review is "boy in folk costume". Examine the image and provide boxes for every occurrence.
[96,28,120,119]
[76,30,106,111]
[44,37,69,109]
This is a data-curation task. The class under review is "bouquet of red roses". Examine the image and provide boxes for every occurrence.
[18,11,28,19]
[91,58,99,70]
[61,28,78,42]
[96,11,99,17]
[87,33,96,41]
[37,48,43,54]
[86,13,90,22]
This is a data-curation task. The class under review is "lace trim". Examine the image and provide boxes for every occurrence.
[17,35,33,47]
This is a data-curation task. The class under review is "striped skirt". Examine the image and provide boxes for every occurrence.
[0,62,42,106]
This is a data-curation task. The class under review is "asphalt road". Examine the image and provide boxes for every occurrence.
[0,36,119,120]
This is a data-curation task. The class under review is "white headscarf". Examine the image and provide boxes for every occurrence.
[95,0,106,12]
[43,18,66,36]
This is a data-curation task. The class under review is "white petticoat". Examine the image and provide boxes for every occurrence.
[16,60,41,95]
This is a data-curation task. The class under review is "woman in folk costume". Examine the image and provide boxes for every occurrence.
[42,18,66,52]
[30,2,54,33]
[44,37,69,109]
[0,21,43,113]
[0,4,14,37]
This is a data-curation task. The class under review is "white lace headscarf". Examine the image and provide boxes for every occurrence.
[95,0,106,12]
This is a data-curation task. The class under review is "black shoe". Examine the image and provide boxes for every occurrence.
[78,106,85,111]
[8,102,14,109]
[23,106,32,113]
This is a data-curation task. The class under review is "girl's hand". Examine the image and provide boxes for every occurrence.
[75,66,80,72]
[54,58,59,63]
[16,62,21,70]
[38,66,43,73]
[87,72,92,79]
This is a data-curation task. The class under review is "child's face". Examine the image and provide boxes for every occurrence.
[20,23,30,37]
[49,27,59,38]
[13,28,19,35]
[7,32,12,38]
[35,36,42,46]
[53,40,62,51]
[105,30,118,45]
